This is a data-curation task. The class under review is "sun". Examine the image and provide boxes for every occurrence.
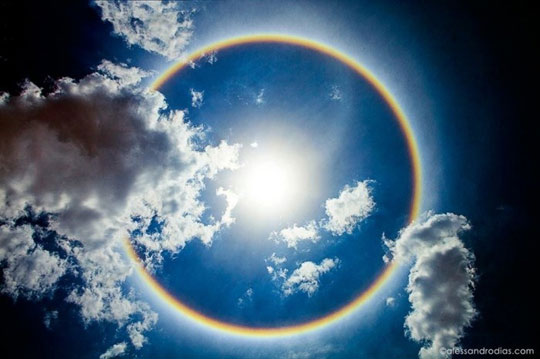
[245,160,291,209]
[231,140,317,217]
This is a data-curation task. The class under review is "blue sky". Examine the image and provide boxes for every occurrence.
[152,42,412,327]
[0,1,536,359]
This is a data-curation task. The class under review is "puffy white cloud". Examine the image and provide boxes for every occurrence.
[127,304,158,349]
[385,297,396,307]
[190,88,204,108]
[97,60,152,88]
[0,60,241,350]
[323,180,374,236]
[95,1,194,60]
[270,221,319,249]
[100,342,127,359]
[282,258,339,297]
[384,213,476,359]
[269,181,375,252]
[0,225,69,299]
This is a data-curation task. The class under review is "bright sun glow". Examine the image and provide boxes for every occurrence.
[230,133,321,218]
[245,161,291,208]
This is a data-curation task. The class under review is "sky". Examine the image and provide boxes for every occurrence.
[0,1,537,359]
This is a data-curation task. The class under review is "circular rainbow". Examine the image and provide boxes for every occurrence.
[126,34,423,338]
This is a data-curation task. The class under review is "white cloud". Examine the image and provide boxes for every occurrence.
[95,1,194,60]
[385,297,396,307]
[237,287,253,307]
[216,187,239,227]
[270,221,320,249]
[265,253,288,282]
[323,180,375,236]
[97,60,152,87]
[127,304,158,349]
[0,60,241,350]
[267,252,287,266]
[203,51,218,64]
[268,181,375,252]
[0,225,69,299]
[282,258,339,297]
[255,89,265,104]
[384,213,476,359]
[100,342,127,359]
[44,310,58,329]
[0,92,9,105]
[286,344,340,359]
[329,85,342,101]
[190,88,204,108]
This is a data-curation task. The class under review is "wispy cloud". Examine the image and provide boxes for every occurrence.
[255,89,265,104]
[237,287,254,307]
[190,88,204,108]
[329,85,342,101]
[385,297,396,307]
[99,342,127,359]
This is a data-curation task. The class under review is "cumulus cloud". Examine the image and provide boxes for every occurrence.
[127,304,158,349]
[100,342,127,359]
[282,258,340,297]
[270,221,319,249]
[385,297,396,307]
[384,213,476,359]
[0,225,69,299]
[269,181,375,251]
[323,180,375,236]
[0,60,241,351]
[95,1,194,60]
[190,88,204,108]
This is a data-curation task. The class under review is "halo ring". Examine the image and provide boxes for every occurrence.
[125,34,422,338]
